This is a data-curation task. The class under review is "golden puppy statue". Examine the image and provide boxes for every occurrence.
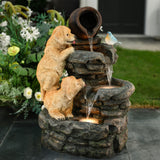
[36,26,75,101]
[43,76,85,120]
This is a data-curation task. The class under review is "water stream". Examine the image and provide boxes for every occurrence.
[86,91,99,118]
[84,35,113,119]
[105,64,113,86]
[88,37,93,52]
[88,34,113,86]
[84,88,100,118]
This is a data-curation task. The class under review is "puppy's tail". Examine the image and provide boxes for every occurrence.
[40,87,46,101]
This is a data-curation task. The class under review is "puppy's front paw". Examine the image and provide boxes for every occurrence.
[68,47,74,54]
[49,110,65,120]
[53,114,65,120]
[66,113,73,119]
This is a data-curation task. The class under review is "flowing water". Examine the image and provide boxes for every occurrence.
[88,37,93,52]
[84,35,113,118]
[88,35,113,86]
[105,64,113,86]
[84,90,100,118]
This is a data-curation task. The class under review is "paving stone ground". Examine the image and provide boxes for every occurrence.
[0,107,160,160]
[99,34,160,51]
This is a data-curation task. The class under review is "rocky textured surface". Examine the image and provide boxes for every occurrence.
[67,50,113,86]
[73,78,135,119]
[39,78,135,158]
[73,37,118,65]
[39,109,128,158]
[39,37,135,158]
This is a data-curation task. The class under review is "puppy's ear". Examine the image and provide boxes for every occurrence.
[61,77,75,100]
[53,27,64,44]
[66,87,75,100]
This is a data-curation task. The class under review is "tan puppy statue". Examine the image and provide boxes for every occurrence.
[43,76,85,120]
[36,26,75,100]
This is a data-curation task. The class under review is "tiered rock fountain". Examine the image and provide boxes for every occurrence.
[38,7,135,158]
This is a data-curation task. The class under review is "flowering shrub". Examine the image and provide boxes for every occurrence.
[0,1,67,118]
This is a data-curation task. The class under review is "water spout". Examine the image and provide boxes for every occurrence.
[105,64,113,86]
[85,90,100,118]
[88,37,93,52]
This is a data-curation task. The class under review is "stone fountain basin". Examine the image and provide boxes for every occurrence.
[95,78,135,101]
[38,78,134,158]
[39,108,127,158]
[39,48,135,158]
[74,77,135,118]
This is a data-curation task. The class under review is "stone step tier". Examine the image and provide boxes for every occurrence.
[39,109,128,158]
[66,50,117,86]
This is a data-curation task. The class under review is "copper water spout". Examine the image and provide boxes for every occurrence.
[69,7,102,39]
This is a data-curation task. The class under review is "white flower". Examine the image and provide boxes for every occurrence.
[62,70,68,77]
[23,87,32,99]
[54,17,58,23]
[41,105,45,110]
[1,1,6,9]
[0,12,4,16]
[2,1,7,6]
[17,17,30,27]
[0,32,10,46]
[0,21,7,27]
[20,26,40,42]
[35,92,42,101]
[0,32,10,54]
[27,7,32,17]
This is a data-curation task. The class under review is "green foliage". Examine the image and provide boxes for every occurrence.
[0,80,23,104]
[32,13,49,25]
[0,1,67,118]
[47,9,65,26]
[4,1,29,18]
[11,99,42,119]
[26,51,44,63]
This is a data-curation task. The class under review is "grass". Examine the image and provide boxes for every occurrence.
[113,47,160,107]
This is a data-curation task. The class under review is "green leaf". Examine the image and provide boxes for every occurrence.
[0,95,13,103]
[36,37,47,47]
[37,22,50,37]
[27,68,36,78]
[37,52,44,61]
[26,51,44,64]
[10,64,36,78]
[0,54,8,67]
[11,65,28,76]
[12,99,28,115]
[32,103,42,114]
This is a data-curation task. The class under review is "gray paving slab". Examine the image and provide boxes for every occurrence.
[0,108,160,160]
[0,120,41,160]
[128,109,160,123]
[99,34,160,51]
[116,36,160,51]
[127,109,160,160]
[127,140,160,160]
[0,107,14,146]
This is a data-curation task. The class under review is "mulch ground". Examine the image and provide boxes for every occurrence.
[130,105,160,109]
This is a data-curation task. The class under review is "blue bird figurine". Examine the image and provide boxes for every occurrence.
[105,31,121,45]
